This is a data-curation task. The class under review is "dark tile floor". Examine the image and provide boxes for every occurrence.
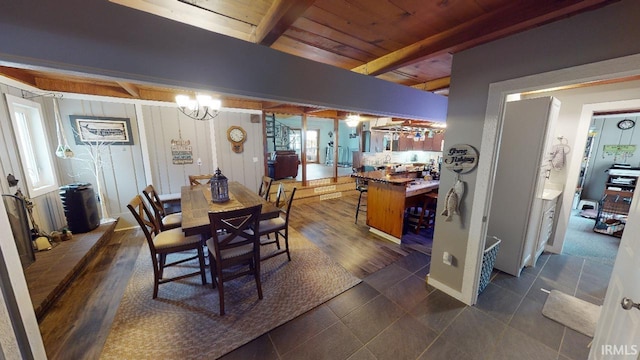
[221,251,612,360]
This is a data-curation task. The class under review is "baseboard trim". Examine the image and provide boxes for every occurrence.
[369,228,401,244]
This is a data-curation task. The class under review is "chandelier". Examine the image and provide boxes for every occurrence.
[345,114,361,127]
[175,94,221,121]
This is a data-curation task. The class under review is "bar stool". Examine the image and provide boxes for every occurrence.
[355,177,368,224]
[414,191,438,234]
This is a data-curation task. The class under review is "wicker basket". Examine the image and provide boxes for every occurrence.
[478,236,501,295]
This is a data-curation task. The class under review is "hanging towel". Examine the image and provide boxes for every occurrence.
[550,144,567,171]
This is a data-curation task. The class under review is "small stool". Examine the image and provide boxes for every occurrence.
[577,199,598,213]
[414,191,438,234]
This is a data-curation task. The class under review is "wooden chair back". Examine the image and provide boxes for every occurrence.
[258,176,273,201]
[275,183,296,212]
[208,204,262,259]
[127,194,206,298]
[207,204,263,315]
[189,174,213,185]
[142,184,166,221]
[127,195,160,247]
[258,184,296,262]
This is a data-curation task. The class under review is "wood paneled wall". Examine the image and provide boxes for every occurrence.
[141,106,266,199]
[1,81,265,231]
[0,83,66,234]
[54,98,146,229]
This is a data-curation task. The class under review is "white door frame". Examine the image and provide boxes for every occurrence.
[463,53,640,305]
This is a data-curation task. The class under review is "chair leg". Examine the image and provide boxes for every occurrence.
[284,232,291,261]
[159,253,166,279]
[275,233,281,249]
[254,258,263,300]
[355,190,363,223]
[152,266,160,299]
[208,250,217,289]
[197,246,207,285]
[151,254,161,299]
[218,279,225,316]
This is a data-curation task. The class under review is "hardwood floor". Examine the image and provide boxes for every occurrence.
[38,228,144,360]
[37,191,411,359]
[289,192,410,278]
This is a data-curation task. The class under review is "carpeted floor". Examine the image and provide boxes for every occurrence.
[562,211,620,266]
[99,227,361,359]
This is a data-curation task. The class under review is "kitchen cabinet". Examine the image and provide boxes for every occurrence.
[354,170,439,242]
[368,130,444,152]
[488,96,561,276]
[397,136,413,151]
[418,132,443,151]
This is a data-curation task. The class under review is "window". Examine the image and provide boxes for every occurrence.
[5,94,58,198]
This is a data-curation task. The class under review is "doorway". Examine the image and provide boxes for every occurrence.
[562,113,640,266]
[305,129,319,163]
[474,58,640,356]
[465,55,640,306]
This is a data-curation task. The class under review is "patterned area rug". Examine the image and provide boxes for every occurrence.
[100,228,361,359]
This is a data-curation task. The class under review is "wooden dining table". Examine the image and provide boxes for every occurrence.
[180,181,281,238]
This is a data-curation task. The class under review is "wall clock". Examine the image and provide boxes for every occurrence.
[227,126,247,153]
[617,119,635,130]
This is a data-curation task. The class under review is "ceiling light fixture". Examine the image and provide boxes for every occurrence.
[345,114,361,127]
[175,94,221,121]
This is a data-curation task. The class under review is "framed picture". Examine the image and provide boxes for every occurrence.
[70,115,134,145]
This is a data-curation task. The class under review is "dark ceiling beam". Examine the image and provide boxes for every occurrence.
[352,0,617,76]
[255,0,316,46]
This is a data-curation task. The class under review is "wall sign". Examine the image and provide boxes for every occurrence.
[443,144,479,173]
[171,138,193,164]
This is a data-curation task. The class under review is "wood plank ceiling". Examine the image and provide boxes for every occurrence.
[0,0,618,119]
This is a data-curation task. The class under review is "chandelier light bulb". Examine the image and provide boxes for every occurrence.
[175,94,190,108]
[175,93,221,121]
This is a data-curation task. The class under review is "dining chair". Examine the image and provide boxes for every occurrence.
[189,174,213,185]
[127,195,206,299]
[258,175,273,201]
[142,184,182,231]
[258,184,296,262]
[206,204,263,315]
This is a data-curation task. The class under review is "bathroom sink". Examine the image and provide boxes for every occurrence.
[541,189,562,200]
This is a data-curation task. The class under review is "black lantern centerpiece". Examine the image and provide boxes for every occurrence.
[210,168,230,203]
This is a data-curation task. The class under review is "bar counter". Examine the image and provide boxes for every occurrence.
[353,170,439,243]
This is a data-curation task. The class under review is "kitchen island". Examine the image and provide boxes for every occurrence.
[352,170,439,243]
